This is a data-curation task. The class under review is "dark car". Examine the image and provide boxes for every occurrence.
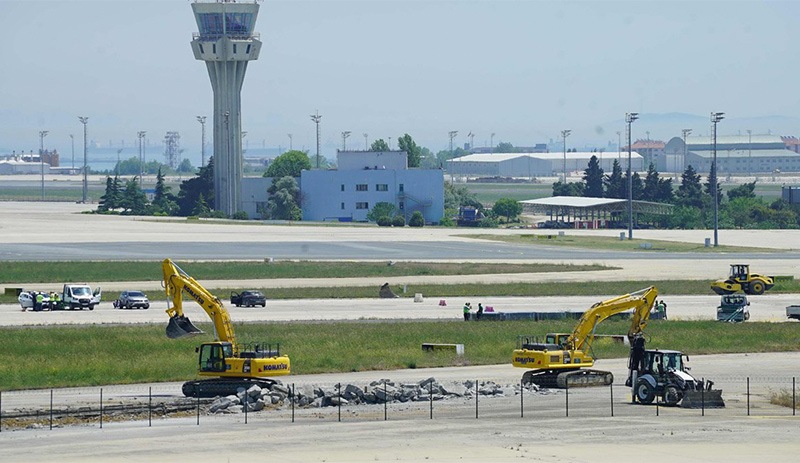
[115,290,150,310]
[231,290,266,307]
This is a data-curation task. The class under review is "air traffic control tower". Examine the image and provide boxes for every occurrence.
[190,1,262,215]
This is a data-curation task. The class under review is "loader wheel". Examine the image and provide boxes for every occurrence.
[664,386,682,406]
[750,281,765,295]
[636,379,655,404]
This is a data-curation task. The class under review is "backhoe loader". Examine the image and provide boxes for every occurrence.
[162,258,290,397]
[512,287,658,388]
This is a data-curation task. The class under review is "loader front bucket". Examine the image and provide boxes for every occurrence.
[166,315,203,339]
[680,389,725,408]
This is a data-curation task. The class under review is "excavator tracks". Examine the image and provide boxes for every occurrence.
[182,378,279,398]
[522,369,614,389]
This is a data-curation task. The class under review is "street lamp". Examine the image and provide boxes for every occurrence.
[711,112,725,247]
[467,132,475,150]
[490,133,495,153]
[196,116,207,167]
[287,133,293,151]
[69,134,75,170]
[616,131,621,160]
[681,128,692,179]
[137,131,147,187]
[310,110,322,168]
[39,130,48,201]
[341,131,351,151]
[78,117,89,203]
[363,133,368,150]
[116,149,123,175]
[448,131,458,153]
[561,130,571,183]
[625,112,639,240]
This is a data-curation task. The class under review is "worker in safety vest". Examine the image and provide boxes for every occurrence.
[51,292,60,310]
[35,292,44,311]
[463,302,471,321]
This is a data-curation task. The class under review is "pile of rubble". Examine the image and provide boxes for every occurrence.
[208,377,548,414]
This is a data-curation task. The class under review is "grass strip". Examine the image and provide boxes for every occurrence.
[464,233,779,253]
[2,320,798,391]
[0,261,610,284]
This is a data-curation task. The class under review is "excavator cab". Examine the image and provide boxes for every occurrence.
[198,342,231,373]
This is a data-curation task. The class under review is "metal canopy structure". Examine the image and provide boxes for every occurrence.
[520,196,673,227]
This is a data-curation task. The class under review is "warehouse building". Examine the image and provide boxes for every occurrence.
[446,152,644,179]
[662,134,800,174]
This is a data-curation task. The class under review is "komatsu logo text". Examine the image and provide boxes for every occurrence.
[184,287,205,306]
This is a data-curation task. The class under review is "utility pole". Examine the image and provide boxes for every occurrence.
[467,132,475,150]
[448,131,458,153]
[341,131,351,151]
[310,110,322,168]
[561,130,571,183]
[625,112,639,240]
[196,116,206,167]
[39,130,48,201]
[681,128,692,180]
[78,117,89,203]
[711,112,725,247]
[137,131,147,187]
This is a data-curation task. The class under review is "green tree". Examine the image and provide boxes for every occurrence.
[265,150,312,178]
[191,194,211,217]
[119,178,150,215]
[642,163,660,202]
[177,156,214,216]
[657,177,674,203]
[152,167,178,215]
[631,172,644,200]
[97,175,121,212]
[444,182,482,210]
[727,181,757,201]
[408,211,425,227]
[266,176,302,220]
[177,158,194,174]
[367,202,397,222]
[397,134,422,168]
[370,139,390,151]
[492,197,523,223]
[495,142,515,153]
[604,160,625,199]
[418,147,437,169]
[675,165,704,209]
[582,155,604,198]
[552,181,584,197]
[704,163,722,206]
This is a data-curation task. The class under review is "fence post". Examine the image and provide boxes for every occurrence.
[291,384,295,423]
[610,383,614,417]
[196,385,200,426]
[793,377,796,417]
[244,387,248,425]
[383,380,388,421]
[429,381,433,420]
[656,393,659,417]
[520,379,524,418]
[148,387,152,427]
[0,390,2,432]
[50,389,54,430]
[475,379,479,419]
[337,382,341,422]
[99,388,103,429]
[565,378,569,418]
[701,378,705,417]
[747,377,750,416]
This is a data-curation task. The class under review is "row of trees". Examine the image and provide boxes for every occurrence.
[555,155,800,229]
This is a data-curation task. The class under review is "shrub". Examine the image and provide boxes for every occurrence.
[231,211,249,220]
[392,215,406,227]
[478,217,499,228]
[408,211,425,227]
[376,216,392,227]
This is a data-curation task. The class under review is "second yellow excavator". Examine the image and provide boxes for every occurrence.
[163,258,290,397]
[512,286,658,388]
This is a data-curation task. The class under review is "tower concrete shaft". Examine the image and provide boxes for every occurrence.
[191,1,261,216]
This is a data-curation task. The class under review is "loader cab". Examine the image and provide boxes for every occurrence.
[198,342,233,373]
[643,350,685,375]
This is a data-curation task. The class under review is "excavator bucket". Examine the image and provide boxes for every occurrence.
[680,388,725,409]
[166,315,203,339]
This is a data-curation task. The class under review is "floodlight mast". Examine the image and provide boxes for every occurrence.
[625,112,639,240]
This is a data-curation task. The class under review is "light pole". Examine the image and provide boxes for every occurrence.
[70,134,75,170]
[616,131,621,160]
[490,133,495,153]
[467,132,475,150]
[310,110,322,168]
[561,129,571,183]
[137,131,146,187]
[625,112,639,240]
[747,129,752,166]
[287,133,293,151]
[363,133,368,150]
[711,112,725,247]
[681,128,692,179]
[39,130,48,201]
[196,116,206,167]
[448,131,458,153]
[341,131,351,151]
[116,149,123,175]
[78,117,89,203]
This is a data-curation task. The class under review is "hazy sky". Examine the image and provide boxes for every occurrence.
[1,0,798,162]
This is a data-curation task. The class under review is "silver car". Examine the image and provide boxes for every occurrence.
[116,290,150,310]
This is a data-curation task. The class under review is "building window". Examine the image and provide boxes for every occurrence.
[341,202,345,210]
[340,184,345,192]
[356,184,368,191]
[356,202,369,209]
[198,43,205,54]
[399,184,404,192]
[233,44,237,54]
[246,44,251,54]
[376,184,388,191]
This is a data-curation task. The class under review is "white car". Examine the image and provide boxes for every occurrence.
[19,291,51,311]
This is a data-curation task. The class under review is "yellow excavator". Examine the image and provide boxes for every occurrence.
[512,286,658,388]
[162,258,290,397]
